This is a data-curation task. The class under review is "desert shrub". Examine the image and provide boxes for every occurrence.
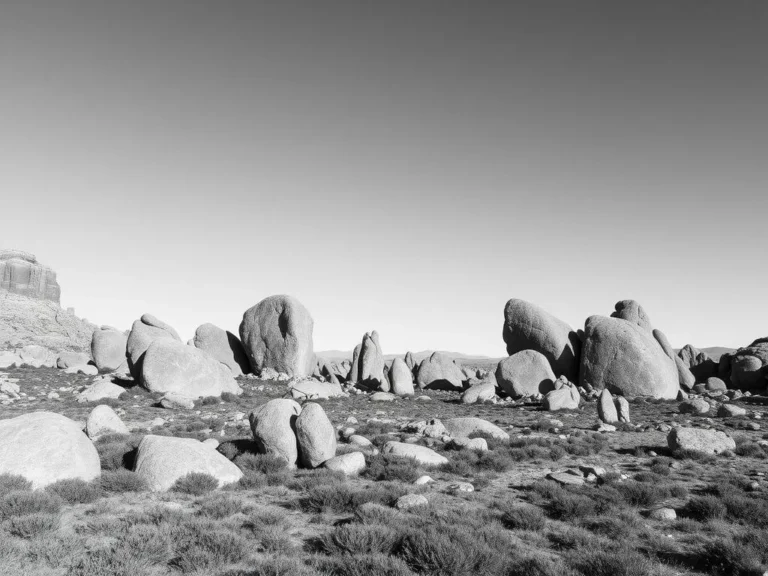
[300,483,407,514]
[615,481,671,507]
[354,421,398,438]
[245,507,289,537]
[567,545,665,576]
[684,495,727,521]
[101,469,149,493]
[468,431,508,450]
[4,512,59,538]
[286,469,347,491]
[506,554,573,576]
[171,472,219,496]
[398,525,507,576]
[221,392,238,403]
[197,493,244,519]
[235,452,288,474]
[721,493,768,528]
[185,420,209,432]
[580,516,638,540]
[499,504,546,531]
[260,529,297,554]
[0,474,31,493]
[672,449,717,463]
[170,519,251,572]
[372,434,397,448]
[699,534,768,576]
[27,534,81,568]
[236,471,268,490]
[355,502,405,526]
[230,556,318,576]
[530,481,597,521]
[95,434,142,471]
[734,441,767,459]
[0,491,63,519]
[122,523,174,566]
[364,454,424,483]
[312,553,416,576]
[320,523,402,555]
[46,478,102,504]
[69,548,153,576]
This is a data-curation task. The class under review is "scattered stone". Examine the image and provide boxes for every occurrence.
[442,417,509,440]
[390,357,415,396]
[134,435,243,491]
[383,442,448,466]
[64,364,98,376]
[395,494,428,510]
[615,396,631,423]
[542,382,581,411]
[649,508,677,521]
[706,377,728,392]
[86,405,129,440]
[57,351,91,369]
[77,378,126,403]
[323,452,366,476]
[348,435,372,447]
[717,404,747,418]
[414,475,434,485]
[451,437,488,451]
[547,471,585,486]
[667,427,736,454]
[460,375,497,404]
[679,398,710,415]
[160,393,196,410]
[448,482,474,494]
[371,392,397,402]
[0,411,100,488]
[290,379,344,400]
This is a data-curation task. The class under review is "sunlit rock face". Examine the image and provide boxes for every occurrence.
[0,250,61,304]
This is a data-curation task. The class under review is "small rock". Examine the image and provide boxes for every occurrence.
[448,482,474,494]
[395,494,429,510]
[324,452,366,476]
[649,508,676,521]
[414,475,434,485]
[547,471,585,486]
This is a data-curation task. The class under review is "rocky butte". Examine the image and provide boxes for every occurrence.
[0,250,61,303]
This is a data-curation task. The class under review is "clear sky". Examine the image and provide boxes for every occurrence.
[1,1,766,355]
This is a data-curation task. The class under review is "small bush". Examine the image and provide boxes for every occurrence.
[101,469,149,493]
[170,519,251,572]
[171,473,219,496]
[615,481,670,507]
[735,442,767,459]
[235,452,288,474]
[0,491,63,519]
[197,494,244,519]
[684,496,727,521]
[46,478,102,504]
[221,392,239,403]
[300,483,407,514]
[567,545,665,576]
[4,512,59,538]
[364,454,424,483]
[649,462,671,476]
[312,553,416,576]
[320,523,402,555]
[0,474,32,493]
[95,434,142,471]
[699,535,767,576]
[672,449,717,463]
[499,504,546,531]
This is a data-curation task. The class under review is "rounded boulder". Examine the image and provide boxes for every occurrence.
[495,350,556,398]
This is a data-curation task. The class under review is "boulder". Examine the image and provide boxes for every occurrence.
[717,404,747,418]
[239,295,314,378]
[725,338,768,391]
[134,435,243,491]
[404,351,416,371]
[597,389,618,423]
[0,411,100,488]
[616,396,631,423]
[443,417,509,440]
[295,403,337,468]
[667,427,735,455]
[77,378,126,403]
[461,375,497,404]
[451,437,488,451]
[289,380,344,400]
[580,315,679,399]
[348,344,362,383]
[141,339,241,398]
[57,351,91,369]
[653,329,696,390]
[86,405,129,440]
[160,393,196,410]
[679,398,710,415]
[390,357,415,396]
[495,350,555,398]
[317,358,340,385]
[382,442,448,466]
[371,391,397,402]
[193,323,250,377]
[542,383,581,411]
[126,314,181,377]
[91,327,129,372]
[415,352,465,391]
[65,364,98,376]
[678,344,718,382]
[323,452,366,476]
[357,331,386,390]
[502,299,581,381]
[396,494,429,510]
[611,300,652,332]
[249,399,302,468]
[706,377,727,392]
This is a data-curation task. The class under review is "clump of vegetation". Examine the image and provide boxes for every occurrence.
[0,474,32,493]
[364,454,424,483]
[171,473,220,496]
[0,491,63,519]
[45,478,102,504]
[5,512,60,538]
[300,483,408,514]
[100,469,149,493]
[95,434,143,471]
[498,503,546,531]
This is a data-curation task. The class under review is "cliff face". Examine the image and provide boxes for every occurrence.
[0,250,61,304]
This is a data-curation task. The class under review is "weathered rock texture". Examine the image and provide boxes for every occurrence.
[580,315,679,399]
[295,403,337,468]
[677,344,718,383]
[240,295,314,378]
[0,292,96,354]
[719,337,768,391]
[390,357,415,395]
[495,350,556,398]
[502,299,581,381]
[249,399,302,468]
[126,314,181,377]
[0,411,100,488]
[611,300,653,332]
[91,327,128,372]
[0,250,60,303]
[193,323,250,376]
[416,352,465,391]
[141,339,242,398]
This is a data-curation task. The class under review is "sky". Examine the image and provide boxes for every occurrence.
[1,0,766,356]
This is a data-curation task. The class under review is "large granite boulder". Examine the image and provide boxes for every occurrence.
[126,314,181,377]
[0,411,100,488]
[141,339,242,398]
[295,403,336,468]
[502,299,581,381]
[249,399,302,468]
[348,344,362,383]
[86,405,129,440]
[580,315,679,399]
[653,329,696,390]
[415,352,465,391]
[193,323,250,376]
[91,327,129,372]
[722,338,768,391]
[0,250,60,303]
[390,357,415,396]
[239,295,314,378]
[358,331,386,390]
[460,374,497,404]
[542,383,581,411]
[134,435,243,491]
[495,350,556,398]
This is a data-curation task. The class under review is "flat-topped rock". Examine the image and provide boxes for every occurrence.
[0,250,60,303]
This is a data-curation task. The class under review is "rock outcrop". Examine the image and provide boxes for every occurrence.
[719,338,768,391]
[249,399,302,468]
[415,352,465,391]
[126,314,181,377]
[677,344,718,382]
[502,299,581,381]
[580,314,679,399]
[91,326,128,372]
[295,403,336,469]
[193,323,250,376]
[347,332,386,389]
[0,250,60,303]
[239,295,315,378]
[390,357,415,396]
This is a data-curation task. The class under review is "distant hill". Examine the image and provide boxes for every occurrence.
[674,346,735,362]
